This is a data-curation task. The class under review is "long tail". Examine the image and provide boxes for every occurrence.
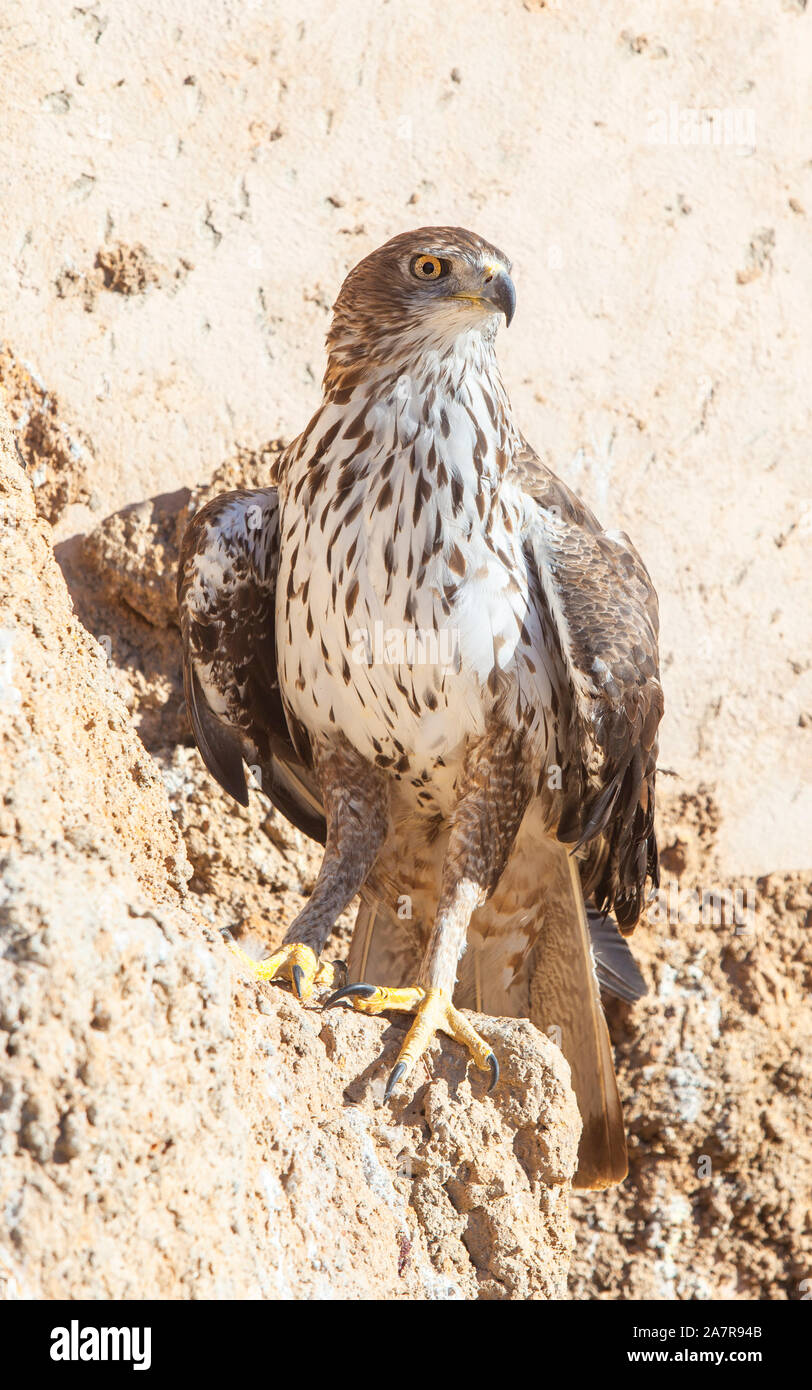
[525,849,629,1189]
[347,891,422,988]
[457,847,629,1189]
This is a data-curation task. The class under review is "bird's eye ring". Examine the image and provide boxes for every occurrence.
[410,254,449,281]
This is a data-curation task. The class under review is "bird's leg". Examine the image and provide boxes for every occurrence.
[230,738,389,1001]
[327,728,533,1094]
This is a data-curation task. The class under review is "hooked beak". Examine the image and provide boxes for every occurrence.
[483,267,516,326]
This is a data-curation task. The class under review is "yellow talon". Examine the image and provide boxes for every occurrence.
[228,940,339,1001]
[337,984,426,1016]
[324,982,498,1097]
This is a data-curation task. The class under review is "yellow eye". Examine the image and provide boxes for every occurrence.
[411,254,448,281]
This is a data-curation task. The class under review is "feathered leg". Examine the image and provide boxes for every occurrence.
[327,729,532,1094]
[230,738,389,999]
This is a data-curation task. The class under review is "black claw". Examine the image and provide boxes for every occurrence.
[384,1061,408,1102]
[323,981,377,1010]
[292,964,306,1000]
[486,1052,499,1093]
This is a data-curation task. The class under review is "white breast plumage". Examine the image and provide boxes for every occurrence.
[276,336,556,807]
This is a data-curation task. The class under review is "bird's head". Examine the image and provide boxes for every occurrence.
[325,226,515,388]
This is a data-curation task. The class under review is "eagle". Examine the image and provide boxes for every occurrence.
[178,227,663,1189]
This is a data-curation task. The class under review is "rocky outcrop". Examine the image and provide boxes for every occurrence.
[2,0,809,1303]
[0,410,578,1300]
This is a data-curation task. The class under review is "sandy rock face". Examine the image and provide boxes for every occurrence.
[0,413,578,1300]
[3,1,809,880]
[1,0,809,1298]
[0,410,186,900]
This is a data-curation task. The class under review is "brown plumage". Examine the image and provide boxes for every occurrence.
[178,227,663,1188]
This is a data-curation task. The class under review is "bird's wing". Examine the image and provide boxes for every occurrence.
[516,441,664,932]
[177,488,326,843]
[487,442,662,1187]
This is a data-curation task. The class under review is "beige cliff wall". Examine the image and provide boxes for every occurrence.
[1,1,809,875]
[0,1,810,1301]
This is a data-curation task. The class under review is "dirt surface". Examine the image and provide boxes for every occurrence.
[0,0,809,1301]
[0,347,93,525]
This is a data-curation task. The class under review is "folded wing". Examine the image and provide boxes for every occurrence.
[177,488,326,843]
[517,443,663,932]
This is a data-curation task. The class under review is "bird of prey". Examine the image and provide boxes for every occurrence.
[178,227,663,1189]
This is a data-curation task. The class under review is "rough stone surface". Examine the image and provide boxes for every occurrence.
[0,346,93,526]
[0,0,809,1302]
[0,415,577,1301]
